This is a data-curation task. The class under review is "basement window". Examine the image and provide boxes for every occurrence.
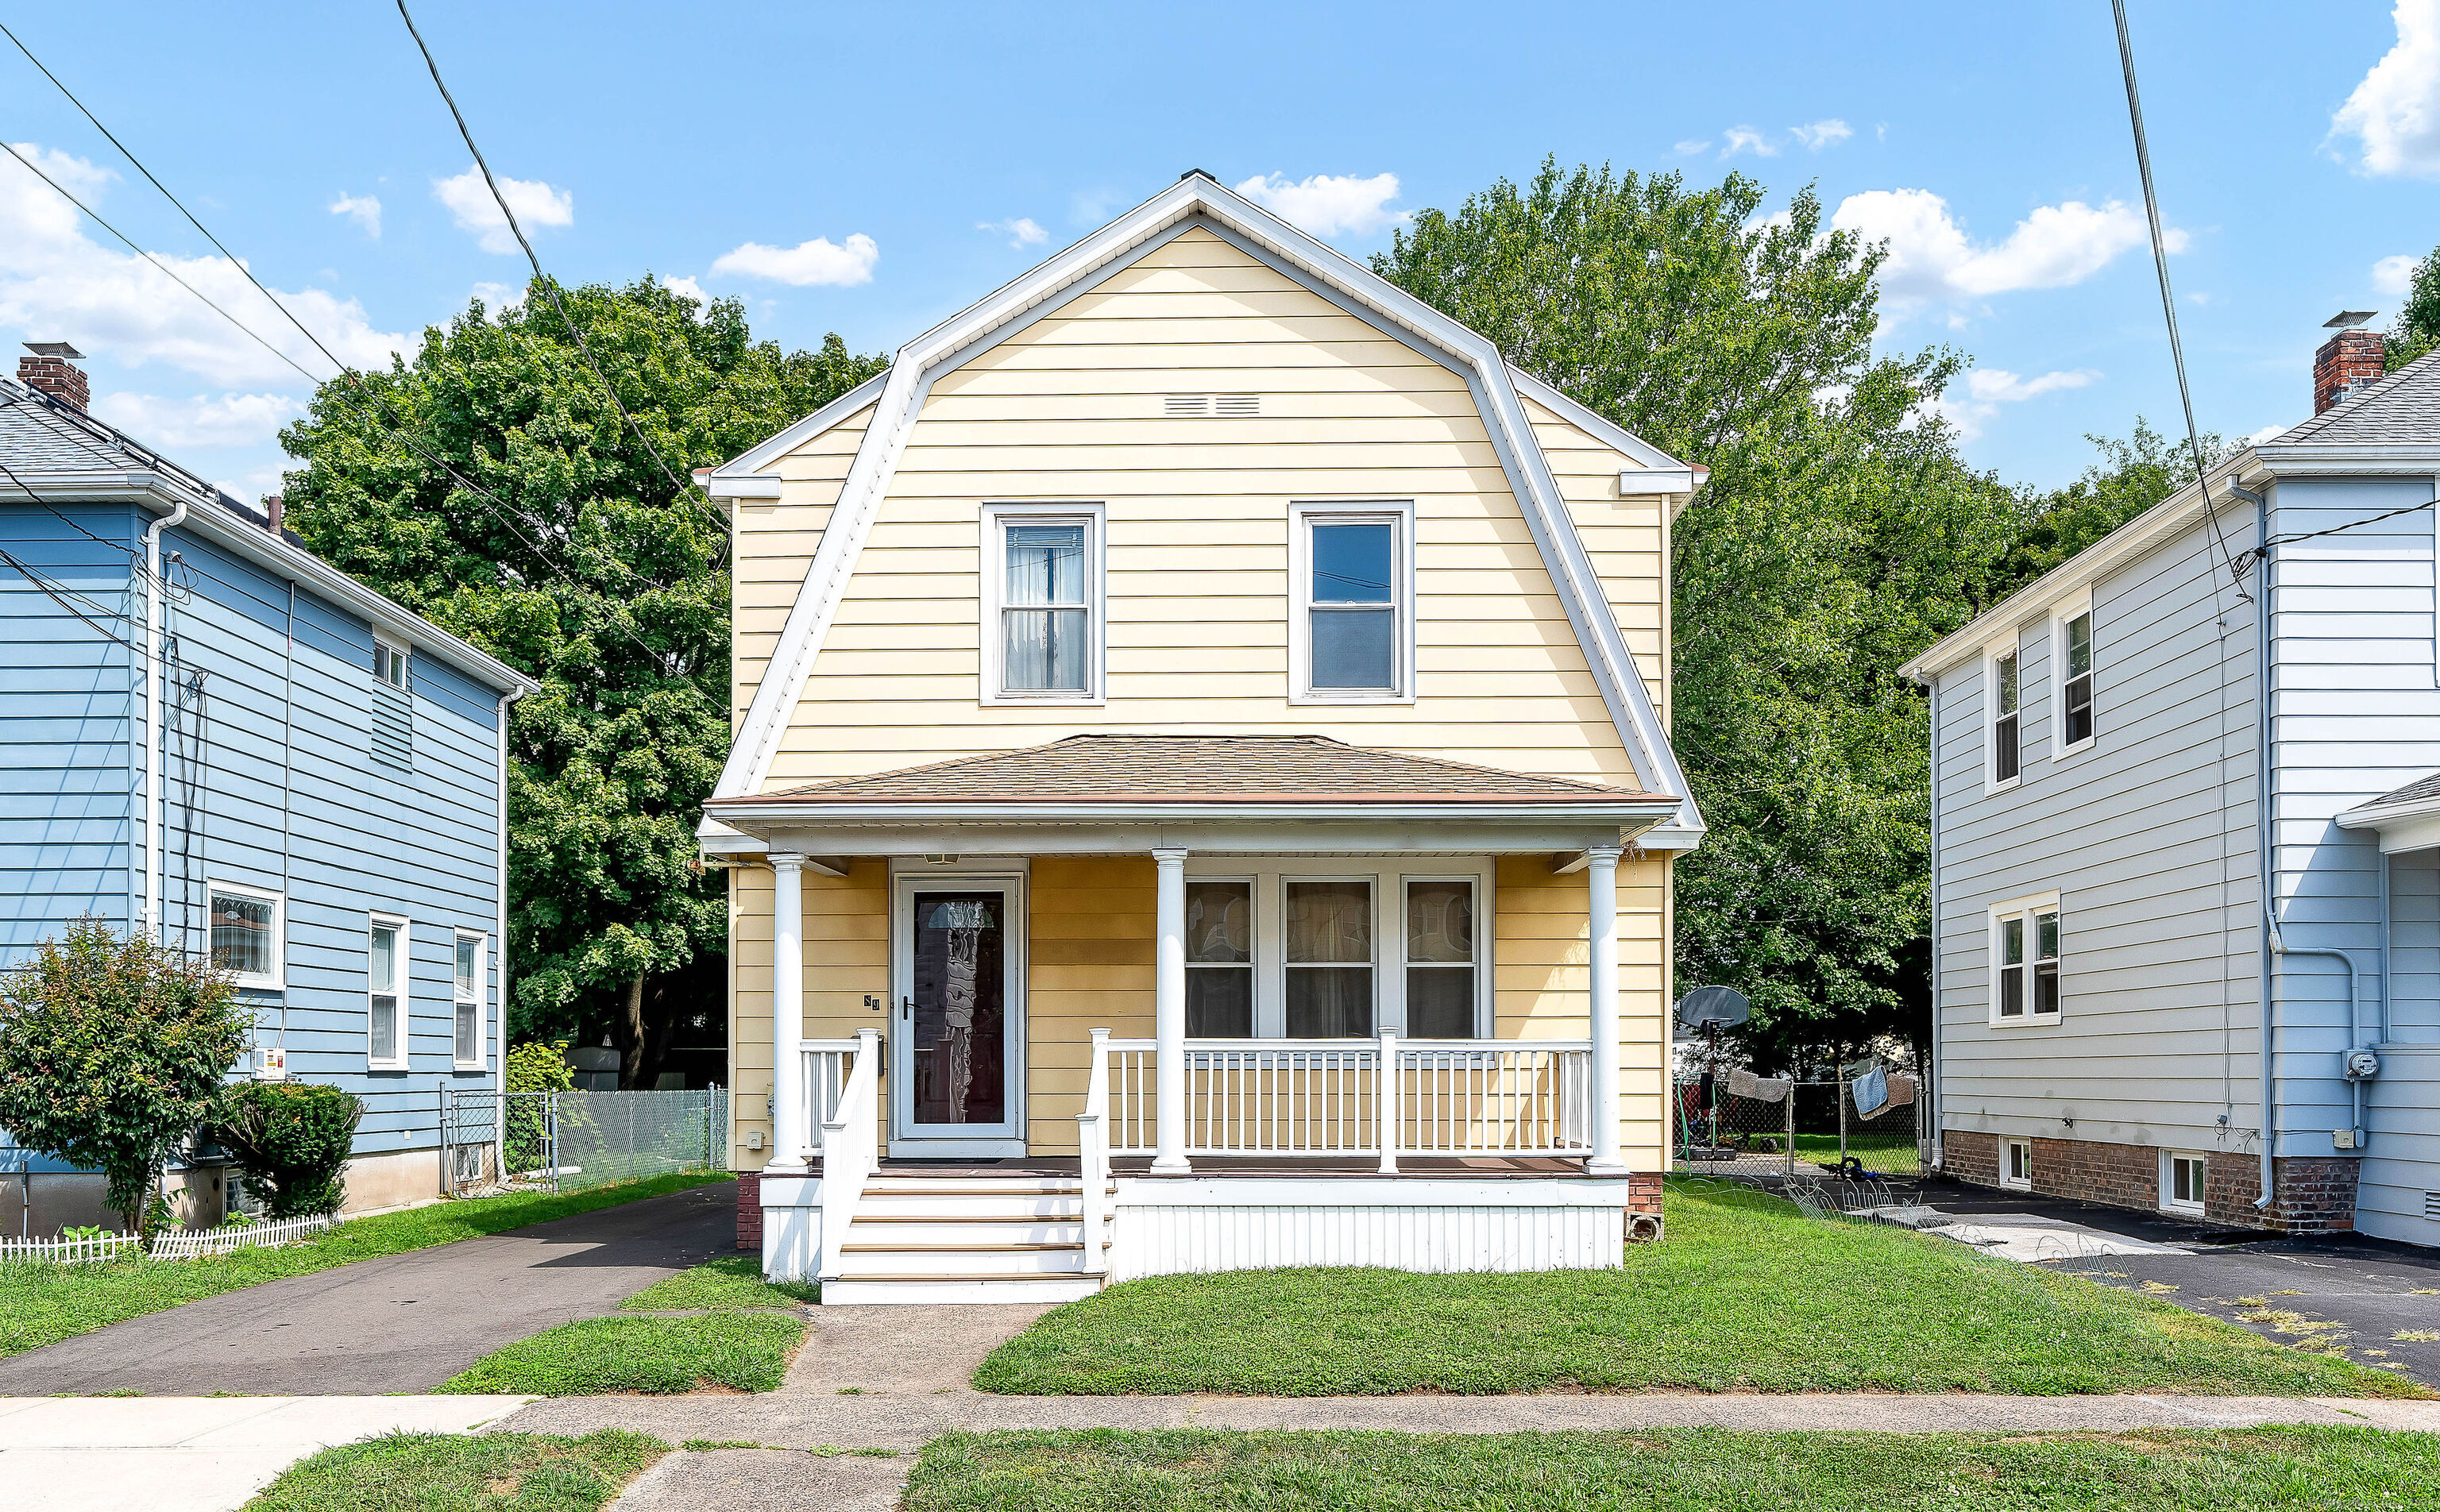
[2162,1151,2207,1216]
[2002,1138,2033,1190]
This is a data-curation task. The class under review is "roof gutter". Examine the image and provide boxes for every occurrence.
[705,798,1681,826]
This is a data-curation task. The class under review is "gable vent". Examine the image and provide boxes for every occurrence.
[2426,1190,2440,1222]
[1214,394,1259,416]
[1160,394,1260,418]
[1163,395,1210,417]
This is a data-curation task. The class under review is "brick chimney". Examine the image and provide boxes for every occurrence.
[17,341,88,412]
[2314,311,2384,415]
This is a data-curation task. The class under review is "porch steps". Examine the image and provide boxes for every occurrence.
[822,1172,1106,1305]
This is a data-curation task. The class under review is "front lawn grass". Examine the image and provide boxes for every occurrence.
[620,1255,818,1311]
[973,1181,2422,1396]
[902,1427,2440,1511]
[0,1173,731,1360]
[245,1429,666,1512]
[437,1312,806,1395]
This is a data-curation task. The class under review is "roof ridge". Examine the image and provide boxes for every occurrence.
[2273,346,2440,445]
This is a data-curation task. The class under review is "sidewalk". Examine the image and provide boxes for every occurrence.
[0,1395,530,1512]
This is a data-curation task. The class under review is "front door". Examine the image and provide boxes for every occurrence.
[890,874,1025,1155]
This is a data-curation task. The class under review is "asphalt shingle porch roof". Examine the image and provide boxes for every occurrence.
[709,735,1670,807]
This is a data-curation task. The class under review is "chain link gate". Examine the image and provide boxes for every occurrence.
[440,1087,500,1195]
[445,1087,728,1198]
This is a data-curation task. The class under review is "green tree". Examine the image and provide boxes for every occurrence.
[2385,248,2440,370]
[0,920,249,1240]
[280,279,884,1083]
[1378,160,2024,1070]
[1986,418,2230,601]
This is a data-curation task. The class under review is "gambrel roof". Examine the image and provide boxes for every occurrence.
[704,172,1702,845]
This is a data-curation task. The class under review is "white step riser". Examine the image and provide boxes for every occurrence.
[838,1247,1087,1276]
[820,1276,1102,1306]
[846,1219,1083,1246]
[856,1192,1082,1219]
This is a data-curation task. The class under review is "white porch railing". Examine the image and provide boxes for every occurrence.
[800,1038,863,1157]
[813,1028,882,1280]
[1098,1031,1592,1171]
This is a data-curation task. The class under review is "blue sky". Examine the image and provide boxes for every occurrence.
[5,2,2439,501]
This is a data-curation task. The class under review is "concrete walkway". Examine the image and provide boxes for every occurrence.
[0,1184,736,1396]
[1,1394,530,1512]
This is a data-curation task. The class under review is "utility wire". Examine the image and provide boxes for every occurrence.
[2110,0,2253,605]
[392,0,720,534]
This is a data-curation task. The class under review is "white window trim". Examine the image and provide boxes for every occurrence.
[2051,587,2095,763]
[979,502,1106,705]
[1986,890,2062,1028]
[368,912,410,1070]
[373,638,411,689]
[207,879,285,991]
[2160,1148,2208,1216]
[1288,499,1416,705]
[453,930,488,1069]
[2001,1137,2033,1190]
[1183,856,1494,1037]
[1982,633,2023,794]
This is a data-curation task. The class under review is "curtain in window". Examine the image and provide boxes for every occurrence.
[1186,881,1253,1036]
[210,892,272,978]
[1286,880,1372,1036]
[1404,879,1475,1037]
[1004,523,1087,691]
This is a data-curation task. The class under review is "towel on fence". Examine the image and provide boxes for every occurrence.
[1727,1067,1792,1103]
[1850,1063,1890,1119]
[1886,1073,1917,1108]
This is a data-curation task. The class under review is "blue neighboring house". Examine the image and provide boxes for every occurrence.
[1,348,535,1232]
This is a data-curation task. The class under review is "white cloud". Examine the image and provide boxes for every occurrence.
[0,142,409,387]
[1935,366,2099,439]
[1831,188,2173,310]
[1674,139,1711,156]
[91,390,303,449]
[432,164,572,255]
[2242,422,2290,446]
[327,191,381,239]
[979,217,1048,249]
[2332,2,2440,177]
[2375,252,2423,295]
[470,280,526,312]
[1234,172,1408,238]
[1790,119,1854,151]
[1720,125,1778,158]
[709,233,878,287]
[659,274,708,304]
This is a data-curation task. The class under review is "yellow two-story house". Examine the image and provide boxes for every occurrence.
[700,173,1706,1302]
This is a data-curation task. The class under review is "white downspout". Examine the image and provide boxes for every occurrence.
[493,688,522,1179]
[141,496,188,942]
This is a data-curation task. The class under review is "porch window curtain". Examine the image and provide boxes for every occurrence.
[1002,523,1087,692]
[1185,880,1253,1036]
[1403,879,1475,1037]
[1285,879,1372,1036]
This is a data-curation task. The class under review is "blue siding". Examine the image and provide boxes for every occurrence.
[1,500,513,1169]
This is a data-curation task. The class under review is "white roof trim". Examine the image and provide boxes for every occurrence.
[708,369,890,484]
[1504,365,1691,472]
[708,175,1700,842]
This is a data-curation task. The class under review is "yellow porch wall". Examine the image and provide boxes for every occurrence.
[730,852,1669,1173]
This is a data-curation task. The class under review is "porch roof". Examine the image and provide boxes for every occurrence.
[701,735,1677,858]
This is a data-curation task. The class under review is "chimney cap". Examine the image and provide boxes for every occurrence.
[2325,310,2378,330]
[22,341,83,359]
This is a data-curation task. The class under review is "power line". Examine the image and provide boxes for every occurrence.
[2110,0,2253,606]
[392,0,720,534]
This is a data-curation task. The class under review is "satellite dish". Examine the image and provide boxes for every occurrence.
[1676,986,1751,1030]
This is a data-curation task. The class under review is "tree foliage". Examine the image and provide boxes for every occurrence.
[2385,247,2440,370]
[0,919,249,1238]
[1983,418,2231,602]
[1380,160,2025,1070]
[280,279,885,1082]
[210,1081,364,1218]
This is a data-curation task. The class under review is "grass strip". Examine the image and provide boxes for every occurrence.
[0,1173,731,1360]
[975,1181,2421,1397]
[620,1254,818,1311]
[438,1313,807,1395]
[245,1429,666,1512]
[903,1426,2440,1511]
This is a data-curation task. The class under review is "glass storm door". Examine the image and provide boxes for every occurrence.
[891,878,1023,1149]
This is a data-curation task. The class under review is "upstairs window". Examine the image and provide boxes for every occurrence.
[1292,503,1411,703]
[1991,896,2060,1024]
[374,641,409,688]
[1989,646,2021,786]
[454,932,485,1067]
[2058,609,2094,753]
[368,915,407,1069]
[209,881,283,991]
[372,640,412,769]
[983,504,1102,702]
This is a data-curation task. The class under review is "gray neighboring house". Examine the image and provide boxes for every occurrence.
[1901,317,2439,1244]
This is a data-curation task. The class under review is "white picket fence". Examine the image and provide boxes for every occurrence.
[0,1210,337,1266]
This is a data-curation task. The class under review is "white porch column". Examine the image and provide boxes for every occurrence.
[1585,844,1627,1175]
[1152,846,1191,1174]
[766,853,809,1172]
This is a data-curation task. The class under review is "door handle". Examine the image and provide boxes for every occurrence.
[900,996,913,1021]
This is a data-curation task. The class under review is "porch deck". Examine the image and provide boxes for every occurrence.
[849,1154,1601,1179]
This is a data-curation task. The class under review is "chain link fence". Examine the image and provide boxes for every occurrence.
[1674,1070,1924,1180]
[447,1087,729,1197]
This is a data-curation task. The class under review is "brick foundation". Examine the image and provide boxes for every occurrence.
[1626,1172,1662,1215]
[735,1171,762,1252]
[1940,1130,2360,1233]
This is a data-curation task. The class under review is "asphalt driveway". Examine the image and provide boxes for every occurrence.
[0,1183,736,1397]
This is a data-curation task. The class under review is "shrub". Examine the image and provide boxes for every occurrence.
[504,1040,573,1177]
[210,1082,365,1218]
[0,919,249,1242]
